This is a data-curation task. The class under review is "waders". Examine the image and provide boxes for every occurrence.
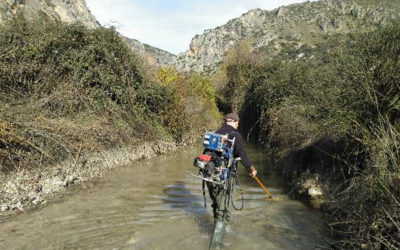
[209,221,226,249]
[208,165,241,249]
[189,132,242,249]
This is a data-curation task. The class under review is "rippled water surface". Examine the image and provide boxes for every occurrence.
[0,145,329,249]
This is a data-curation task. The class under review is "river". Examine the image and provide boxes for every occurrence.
[0,144,329,249]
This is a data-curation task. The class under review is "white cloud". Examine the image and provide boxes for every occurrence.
[86,0,316,54]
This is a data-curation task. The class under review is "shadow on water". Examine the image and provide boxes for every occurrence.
[162,181,214,235]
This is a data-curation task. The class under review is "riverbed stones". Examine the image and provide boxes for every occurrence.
[308,187,323,197]
[13,201,24,211]
[295,173,325,208]
[42,176,65,194]
[31,196,42,206]
[1,205,9,212]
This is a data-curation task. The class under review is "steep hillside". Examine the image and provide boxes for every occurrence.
[0,0,176,67]
[0,0,99,28]
[125,37,177,67]
[174,0,398,73]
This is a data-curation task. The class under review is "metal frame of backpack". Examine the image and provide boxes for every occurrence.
[191,132,236,185]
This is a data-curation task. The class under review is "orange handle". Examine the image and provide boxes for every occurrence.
[253,176,273,198]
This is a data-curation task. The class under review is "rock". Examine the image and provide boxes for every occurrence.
[172,0,396,73]
[308,187,323,197]
[12,201,24,211]
[122,37,177,67]
[41,176,65,194]
[0,0,99,29]
[295,173,325,208]
[295,52,305,61]
[1,205,9,212]
[31,196,43,206]
[276,7,288,16]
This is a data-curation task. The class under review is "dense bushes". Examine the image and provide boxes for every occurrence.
[217,41,261,113]
[0,17,219,174]
[157,67,220,139]
[319,21,400,249]
[218,20,400,248]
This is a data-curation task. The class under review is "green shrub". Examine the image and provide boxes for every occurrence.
[156,67,220,140]
[0,16,219,173]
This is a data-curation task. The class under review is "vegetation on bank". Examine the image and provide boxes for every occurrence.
[217,20,400,249]
[1,7,399,250]
[0,17,219,175]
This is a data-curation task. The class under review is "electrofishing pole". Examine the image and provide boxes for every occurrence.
[252,176,273,198]
[243,160,274,199]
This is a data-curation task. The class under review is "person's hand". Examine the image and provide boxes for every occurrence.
[249,166,257,178]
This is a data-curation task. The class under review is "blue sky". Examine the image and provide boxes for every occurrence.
[86,0,315,55]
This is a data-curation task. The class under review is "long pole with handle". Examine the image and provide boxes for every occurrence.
[240,157,274,199]
[253,176,273,198]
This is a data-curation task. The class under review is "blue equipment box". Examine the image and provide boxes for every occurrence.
[203,132,228,152]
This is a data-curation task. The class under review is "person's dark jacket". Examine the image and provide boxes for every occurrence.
[215,124,252,171]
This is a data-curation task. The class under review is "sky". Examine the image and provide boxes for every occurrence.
[86,0,315,55]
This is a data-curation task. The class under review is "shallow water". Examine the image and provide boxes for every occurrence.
[0,144,329,249]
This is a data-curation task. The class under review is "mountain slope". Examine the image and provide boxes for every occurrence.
[173,0,398,73]
[0,0,177,67]
[0,0,99,28]
[124,37,177,66]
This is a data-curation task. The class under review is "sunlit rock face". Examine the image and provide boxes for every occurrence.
[124,37,177,67]
[173,0,397,74]
[0,0,99,28]
[0,0,177,67]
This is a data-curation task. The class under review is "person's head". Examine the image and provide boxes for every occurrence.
[225,113,239,129]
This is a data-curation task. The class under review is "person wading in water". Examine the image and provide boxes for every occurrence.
[206,113,257,248]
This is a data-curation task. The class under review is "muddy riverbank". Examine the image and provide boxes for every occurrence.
[0,140,179,216]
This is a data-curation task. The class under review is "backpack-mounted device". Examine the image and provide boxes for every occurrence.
[191,132,237,185]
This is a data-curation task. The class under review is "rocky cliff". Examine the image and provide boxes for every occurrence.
[0,0,99,28]
[0,0,177,67]
[125,37,177,67]
[173,0,398,73]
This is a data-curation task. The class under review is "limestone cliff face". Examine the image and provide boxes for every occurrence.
[0,0,99,28]
[173,0,397,73]
[0,0,176,67]
[124,37,177,67]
